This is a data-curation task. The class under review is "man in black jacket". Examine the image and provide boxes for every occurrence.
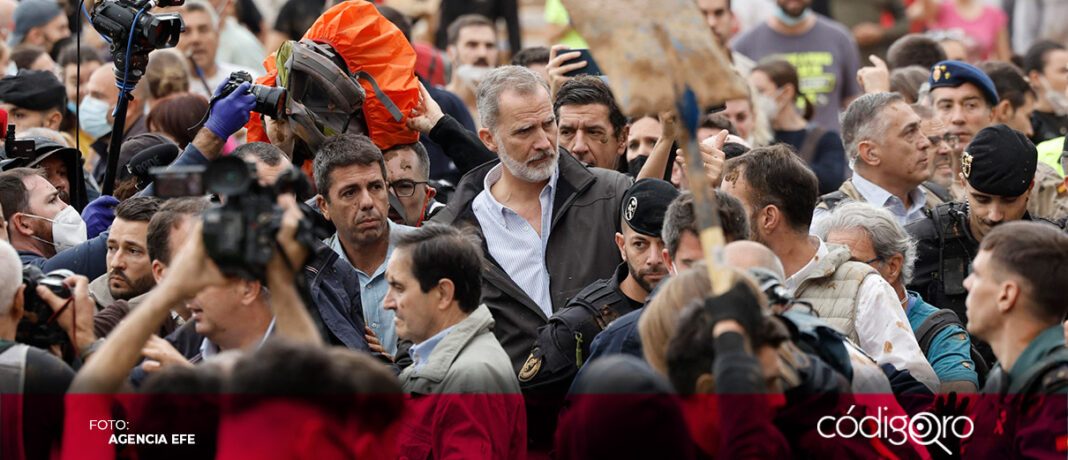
[431,65,632,373]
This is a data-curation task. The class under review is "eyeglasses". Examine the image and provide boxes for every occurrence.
[927,133,959,149]
[861,256,883,265]
[389,179,430,197]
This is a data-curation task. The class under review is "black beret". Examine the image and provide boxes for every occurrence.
[961,124,1036,197]
[929,60,999,107]
[0,70,66,112]
[621,178,679,237]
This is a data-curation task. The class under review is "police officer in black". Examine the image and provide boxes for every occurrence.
[907,124,1063,364]
[518,179,678,445]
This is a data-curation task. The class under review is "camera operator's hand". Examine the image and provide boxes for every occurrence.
[162,220,228,300]
[82,195,120,238]
[205,81,256,141]
[36,275,96,352]
[406,81,445,134]
[265,194,322,345]
[268,194,310,275]
[140,335,193,373]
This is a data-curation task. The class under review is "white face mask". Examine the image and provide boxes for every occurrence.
[22,206,88,253]
[455,64,491,92]
[757,87,788,119]
[79,96,113,140]
[1040,76,1068,116]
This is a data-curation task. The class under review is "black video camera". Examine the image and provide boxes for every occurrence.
[91,0,185,86]
[151,156,331,281]
[18,266,74,348]
[217,71,287,120]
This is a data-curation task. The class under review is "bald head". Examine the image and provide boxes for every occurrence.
[724,241,785,281]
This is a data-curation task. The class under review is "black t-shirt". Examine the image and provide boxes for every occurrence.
[774,128,848,195]
[623,294,644,312]
[0,341,75,459]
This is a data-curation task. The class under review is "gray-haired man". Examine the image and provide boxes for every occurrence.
[814,201,981,392]
[432,65,632,373]
[813,92,947,230]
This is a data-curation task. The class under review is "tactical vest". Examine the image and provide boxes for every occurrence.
[816,179,951,213]
[924,202,981,322]
[794,244,881,344]
[518,277,636,393]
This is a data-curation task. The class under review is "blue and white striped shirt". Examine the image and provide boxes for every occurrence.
[812,172,928,230]
[472,165,559,318]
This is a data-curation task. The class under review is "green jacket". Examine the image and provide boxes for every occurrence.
[399,304,521,394]
[983,324,1068,394]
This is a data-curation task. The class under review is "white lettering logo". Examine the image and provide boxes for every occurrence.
[816,405,973,454]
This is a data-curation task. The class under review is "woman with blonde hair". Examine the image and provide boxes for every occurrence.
[145,49,191,107]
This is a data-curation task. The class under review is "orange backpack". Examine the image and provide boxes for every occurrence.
[245,0,419,152]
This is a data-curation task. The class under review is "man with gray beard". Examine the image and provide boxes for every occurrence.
[432,66,633,375]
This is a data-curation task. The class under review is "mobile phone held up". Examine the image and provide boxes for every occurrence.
[562,49,603,77]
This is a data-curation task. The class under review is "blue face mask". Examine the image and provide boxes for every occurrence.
[78,96,112,139]
[67,100,77,114]
[774,5,811,26]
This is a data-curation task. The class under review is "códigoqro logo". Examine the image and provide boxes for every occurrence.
[817,405,974,455]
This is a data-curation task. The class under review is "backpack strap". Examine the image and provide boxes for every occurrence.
[798,126,827,164]
[816,190,850,212]
[913,308,989,382]
[353,70,404,122]
[1009,347,1068,394]
[915,308,960,354]
[921,180,953,203]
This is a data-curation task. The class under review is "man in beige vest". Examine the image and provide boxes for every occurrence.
[813,92,946,230]
[723,144,939,391]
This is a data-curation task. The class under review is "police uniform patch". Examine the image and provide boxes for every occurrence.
[518,351,542,382]
[961,150,973,178]
[624,197,638,222]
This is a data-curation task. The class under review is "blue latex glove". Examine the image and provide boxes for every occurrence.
[204,81,256,140]
[81,195,120,239]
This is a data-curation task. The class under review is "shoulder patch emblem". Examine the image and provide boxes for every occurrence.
[518,352,542,382]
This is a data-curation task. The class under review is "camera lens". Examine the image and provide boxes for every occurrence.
[252,86,287,120]
[203,156,254,196]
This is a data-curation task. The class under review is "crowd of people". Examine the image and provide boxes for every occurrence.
[0,0,1067,458]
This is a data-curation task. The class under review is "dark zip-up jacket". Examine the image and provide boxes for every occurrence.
[432,150,632,372]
